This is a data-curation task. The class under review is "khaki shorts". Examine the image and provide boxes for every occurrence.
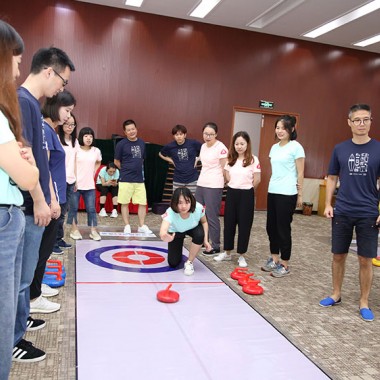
[118,182,147,205]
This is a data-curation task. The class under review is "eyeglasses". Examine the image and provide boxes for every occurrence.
[52,68,68,87]
[203,133,216,137]
[64,123,76,128]
[350,118,372,126]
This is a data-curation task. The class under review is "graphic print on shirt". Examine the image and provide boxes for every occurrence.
[131,145,142,159]
[177,148,189,161]
[348,153,369,175]
[41,115,48,151]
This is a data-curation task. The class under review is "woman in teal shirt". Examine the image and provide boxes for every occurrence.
[261,115,305,278]
[0,20,39,380]
[160,187,211,276]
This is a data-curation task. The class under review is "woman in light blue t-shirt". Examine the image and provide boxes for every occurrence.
[160,187,211,276]
[261,115,305,278]
[0,20,39,379]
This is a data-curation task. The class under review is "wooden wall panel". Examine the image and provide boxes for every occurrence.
[1,0,380,180]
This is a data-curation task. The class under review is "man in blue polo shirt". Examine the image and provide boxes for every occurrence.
[13,47,75,363]
[159,124,201,195]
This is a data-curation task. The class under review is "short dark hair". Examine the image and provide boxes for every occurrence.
[78,127,95,147]
[30,47,75,75]
[348,104,371,118]
[123,119,136,130]
[274,115,297,140]
[41,91,76,122]
[106,162,117,170]
[170,187,196,213]
[202,122,218,133]
[172,124,187,135]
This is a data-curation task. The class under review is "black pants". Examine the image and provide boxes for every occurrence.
[167,223,204,267]
[30,218,59,299]
[223,187,254,254]
[266,193,297,261]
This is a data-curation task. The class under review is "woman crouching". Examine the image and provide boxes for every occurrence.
[160,187,211,276]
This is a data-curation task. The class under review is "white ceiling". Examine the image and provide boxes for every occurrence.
[75,0,380,54]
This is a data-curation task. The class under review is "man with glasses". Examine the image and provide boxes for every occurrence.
[319,104,380,322]
[13,47,75,363]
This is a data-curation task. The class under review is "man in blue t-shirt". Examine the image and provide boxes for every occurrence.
[159,124,202,195]
[13,47,75,363]
[319,104,380,322]
[114,119,151,235]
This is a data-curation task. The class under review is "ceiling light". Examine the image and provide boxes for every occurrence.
[353,34,380,47]
[303,0,380,38]
[248,0,305,29]
[189,0,222,19]
[125,0,144,7]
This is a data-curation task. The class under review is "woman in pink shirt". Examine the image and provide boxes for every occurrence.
[195,122,228,255]
[214,131,261,267]
[67,127,102,241]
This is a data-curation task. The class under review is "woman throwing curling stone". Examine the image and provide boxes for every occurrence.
[160,187,211,276]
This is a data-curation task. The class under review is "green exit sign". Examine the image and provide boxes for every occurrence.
[259,100,274,109]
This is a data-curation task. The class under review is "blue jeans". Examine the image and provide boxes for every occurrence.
[56,182,75,241]
[0,206,25,380]
[14,215,44,346]
[67,189,97,227]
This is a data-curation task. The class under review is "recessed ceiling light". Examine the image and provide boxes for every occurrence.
[125,0,144,7]
[248,0,305,29]
[189,0,222,19]
[303,0,380,38]
[353,34,380,47]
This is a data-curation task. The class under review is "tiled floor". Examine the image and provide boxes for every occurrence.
[9,211,380,380]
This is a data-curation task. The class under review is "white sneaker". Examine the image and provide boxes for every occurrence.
[99,208,107,217]
[89,230,101,241]
[110,209,118,218]
[184,260,194,276]
[41,284,59,298]
[70,230,82,240]
[214,251,231,262]
[124,224,131,234]
[238,256,248,268]
[30,295,60,314]
[137,224,152,234]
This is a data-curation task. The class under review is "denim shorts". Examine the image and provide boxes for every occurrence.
[331,215,379,258]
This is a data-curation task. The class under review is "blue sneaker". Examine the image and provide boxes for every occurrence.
[271,263,290,278]
[52,245,63,255]
[319,297,342,307]
[261,257,278,272]
[57,239,72,249]
[359,308,374,322]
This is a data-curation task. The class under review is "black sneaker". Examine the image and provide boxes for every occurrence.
[57,239,72,249]
[26,316,46,332]
[12,339,46,362]
[202,248,220,256]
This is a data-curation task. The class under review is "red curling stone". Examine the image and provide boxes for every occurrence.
[237,273,256,286]
[242,283,264,295]
[157,284,180,303]
[230,267,249,280]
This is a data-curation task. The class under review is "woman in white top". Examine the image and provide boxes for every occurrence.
[195,122,228,255]
[261,115,305,277]
[214,131,261,267]
[0,20,39,380]
[55,113,78,250]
